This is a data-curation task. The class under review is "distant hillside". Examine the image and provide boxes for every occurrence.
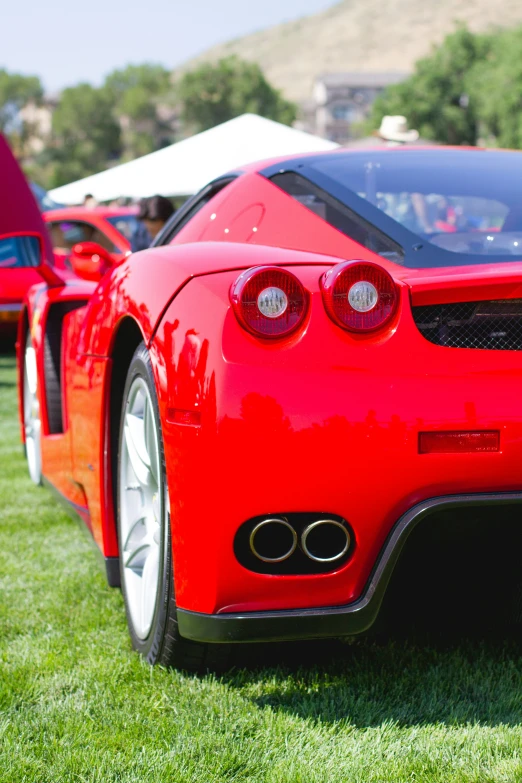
[178,0,522,102]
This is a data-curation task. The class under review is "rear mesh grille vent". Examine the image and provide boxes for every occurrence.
[412,299,522,350]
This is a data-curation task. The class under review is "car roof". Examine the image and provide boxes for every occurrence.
[236,144,522,178]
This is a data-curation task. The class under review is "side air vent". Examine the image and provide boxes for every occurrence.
[412,299,522,350]
[44,301,88,434]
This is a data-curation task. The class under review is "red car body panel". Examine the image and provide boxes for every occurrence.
[408,262,522,305]
[169,172,383,263]
[1,265,44,308]
[13,144,522,638]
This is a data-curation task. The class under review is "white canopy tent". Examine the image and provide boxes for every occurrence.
[49,114,339,205]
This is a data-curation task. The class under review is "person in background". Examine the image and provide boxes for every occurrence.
[83,193,98,209]
[130,198,153,252]
[375,115,419,146]
[143,195,175,241]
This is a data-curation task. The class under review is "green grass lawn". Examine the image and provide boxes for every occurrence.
[1,352,522,782]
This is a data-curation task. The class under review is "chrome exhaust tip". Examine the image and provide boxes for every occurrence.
[301,519,350,563]
[249,518,297,563]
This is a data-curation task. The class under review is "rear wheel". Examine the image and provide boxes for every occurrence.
[117,343,231,671]
[23,333,42,486]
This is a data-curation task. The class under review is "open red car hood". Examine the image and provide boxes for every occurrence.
[0,135,62,292]
[0,135,52,255]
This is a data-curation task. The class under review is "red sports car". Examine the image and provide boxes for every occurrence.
[10,132,522,669]
[43,206,139,271]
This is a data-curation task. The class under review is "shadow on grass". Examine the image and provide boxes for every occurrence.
[220,627,522,728]
[217,509,522,727]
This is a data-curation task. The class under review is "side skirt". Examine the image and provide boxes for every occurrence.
[104,557,121,588]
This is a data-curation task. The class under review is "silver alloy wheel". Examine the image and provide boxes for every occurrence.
[119,376,163,640]
[23,336,42,485]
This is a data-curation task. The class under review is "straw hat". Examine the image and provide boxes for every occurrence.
[376,115,419,143]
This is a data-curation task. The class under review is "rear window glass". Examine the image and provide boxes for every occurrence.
[310,150,522,258]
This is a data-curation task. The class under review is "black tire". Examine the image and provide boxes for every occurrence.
[117,343,231,671]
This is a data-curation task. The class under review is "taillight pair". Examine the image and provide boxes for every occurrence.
[229,261,399,339]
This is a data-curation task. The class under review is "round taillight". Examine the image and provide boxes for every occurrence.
[230,266,309,338]
[321,260,399,332]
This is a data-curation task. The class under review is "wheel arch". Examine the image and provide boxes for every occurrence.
[103,316,147,571]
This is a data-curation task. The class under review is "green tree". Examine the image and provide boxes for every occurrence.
[178,56,296,132]
[369,26,491,145]
[0,68,43,160]
[104,64,175,158]
[472,27,522,149]
[0,69,43,135]
[49,83,121,186]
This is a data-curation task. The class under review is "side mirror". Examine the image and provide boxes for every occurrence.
[70,242,113,282]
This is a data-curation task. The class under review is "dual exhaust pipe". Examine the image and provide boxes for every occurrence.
[249,517,350,565]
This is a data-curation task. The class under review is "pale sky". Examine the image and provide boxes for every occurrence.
[2,0,336,93]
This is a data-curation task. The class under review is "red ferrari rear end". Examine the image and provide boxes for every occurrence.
[149,148,522,643]
[150,259,522,642]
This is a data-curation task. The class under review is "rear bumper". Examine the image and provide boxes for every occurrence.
[177,491,522,643]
